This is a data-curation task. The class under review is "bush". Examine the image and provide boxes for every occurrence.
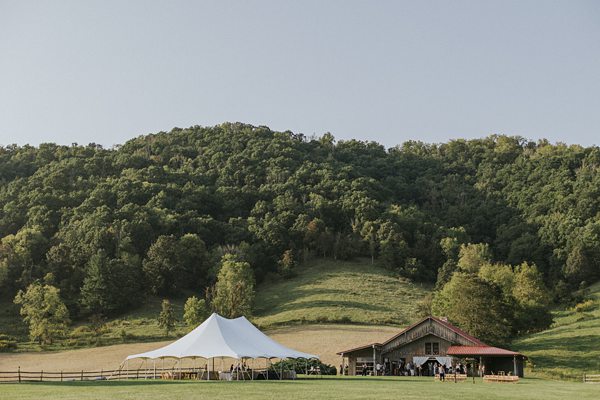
[573,299,595,313]
[69,326,93,338]
[0,334,17,351]
[271,359,337,375]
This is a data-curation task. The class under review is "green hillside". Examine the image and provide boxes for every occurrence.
[515,281,600,380]
[253,258,431,328]
[1,259,429,352]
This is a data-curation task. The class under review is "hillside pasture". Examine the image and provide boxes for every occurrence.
[0,324,399,372]
[515,281,600,380]
[253,258,431,328]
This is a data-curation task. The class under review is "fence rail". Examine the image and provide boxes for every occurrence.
[583,374,600,384]
[0,366,290,383]
[0,366,215,383]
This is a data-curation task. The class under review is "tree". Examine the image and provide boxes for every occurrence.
[142,235,179,295]
[183,296,208,328]
[177,234,209,289]
[431,272,512,345]
[158,299,176,335]
[457,243,492,273]
[211,254,255,318]
[80,250,143,316]
[14,278,70,344]
[278,249,295,278]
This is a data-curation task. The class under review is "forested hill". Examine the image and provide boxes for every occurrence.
[1,123,599,318]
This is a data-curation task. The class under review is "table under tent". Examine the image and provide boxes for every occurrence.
[121,313,318,381]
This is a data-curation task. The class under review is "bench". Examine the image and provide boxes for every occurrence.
[483,374,519,383]
[434,374,467,382]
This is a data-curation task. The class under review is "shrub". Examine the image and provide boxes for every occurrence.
[573,299,595,313]
[69,325,93,338]
[271,359,337,375]
[0,334,17,351]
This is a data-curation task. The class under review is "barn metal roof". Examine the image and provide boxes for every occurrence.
[446,345,524,357]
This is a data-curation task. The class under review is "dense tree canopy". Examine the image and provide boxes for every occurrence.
[0,123,598,321]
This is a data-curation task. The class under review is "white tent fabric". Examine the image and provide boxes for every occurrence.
[412,356,429,367]
[125,313,318,360]
[435,356,453,368]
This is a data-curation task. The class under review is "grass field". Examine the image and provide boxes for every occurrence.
[253,258,431,327]
[0,324,399,372]
[1,258,429,353]
[1,376,598,400]
[515,281,600,380]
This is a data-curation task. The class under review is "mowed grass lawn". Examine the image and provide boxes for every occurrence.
[253,258,431,328]
[1,376,598,400]
[515,281,600,380]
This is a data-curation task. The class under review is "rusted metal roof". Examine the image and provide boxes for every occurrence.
[336,343,381,355]
[446,345,523,357]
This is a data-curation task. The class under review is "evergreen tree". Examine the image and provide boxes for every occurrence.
[158,299,176,335]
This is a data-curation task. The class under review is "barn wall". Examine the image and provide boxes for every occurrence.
[382,319,478,354]
[383,334,453,363]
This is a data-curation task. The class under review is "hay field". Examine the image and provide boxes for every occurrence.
[0,324,398,372]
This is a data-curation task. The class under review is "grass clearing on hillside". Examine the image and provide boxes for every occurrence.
[1,376,597,400]
[253,258,431,328]
[0,324,399,371]
[515,281,600,380]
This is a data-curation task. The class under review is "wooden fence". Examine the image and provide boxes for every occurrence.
[0,366,209,383]
[0,366,289,383]
[583,374,600,384]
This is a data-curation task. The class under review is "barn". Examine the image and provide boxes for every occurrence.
[337,316,525,377]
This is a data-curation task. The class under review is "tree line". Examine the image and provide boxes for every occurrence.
[1,123,598,338]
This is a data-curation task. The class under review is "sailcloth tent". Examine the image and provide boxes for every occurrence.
[126,313,318,361]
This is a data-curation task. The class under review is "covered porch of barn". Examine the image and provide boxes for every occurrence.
[446,346,526,377]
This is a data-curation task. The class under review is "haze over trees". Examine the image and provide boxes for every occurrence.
[1,123,599,338]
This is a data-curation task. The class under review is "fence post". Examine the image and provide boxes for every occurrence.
[583,373,586,383]
[81,370,84,381]
[61,370,63,382]
[18,366,21,383]
[136,369,139,380]
[40,370,43,382]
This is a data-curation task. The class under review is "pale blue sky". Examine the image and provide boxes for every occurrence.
[1,0,599,148]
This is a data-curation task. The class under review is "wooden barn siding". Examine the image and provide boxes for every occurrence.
[382,334,453,363]
[382,319,477,355]
[346,347,379,376]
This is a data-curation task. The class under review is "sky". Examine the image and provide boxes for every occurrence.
[1,0,599,148]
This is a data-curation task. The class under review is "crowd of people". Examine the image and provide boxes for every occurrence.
[348,360,469,377]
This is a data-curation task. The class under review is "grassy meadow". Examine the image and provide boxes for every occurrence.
[253,258,431,327]
[1,259,429,352]
[515,281,600,380]
[1,376,598,400]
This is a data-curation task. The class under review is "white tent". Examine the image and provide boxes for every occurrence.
[126,313,318,361]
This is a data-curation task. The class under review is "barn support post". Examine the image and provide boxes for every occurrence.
[513,356,517,376]
[372,345,376,376]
